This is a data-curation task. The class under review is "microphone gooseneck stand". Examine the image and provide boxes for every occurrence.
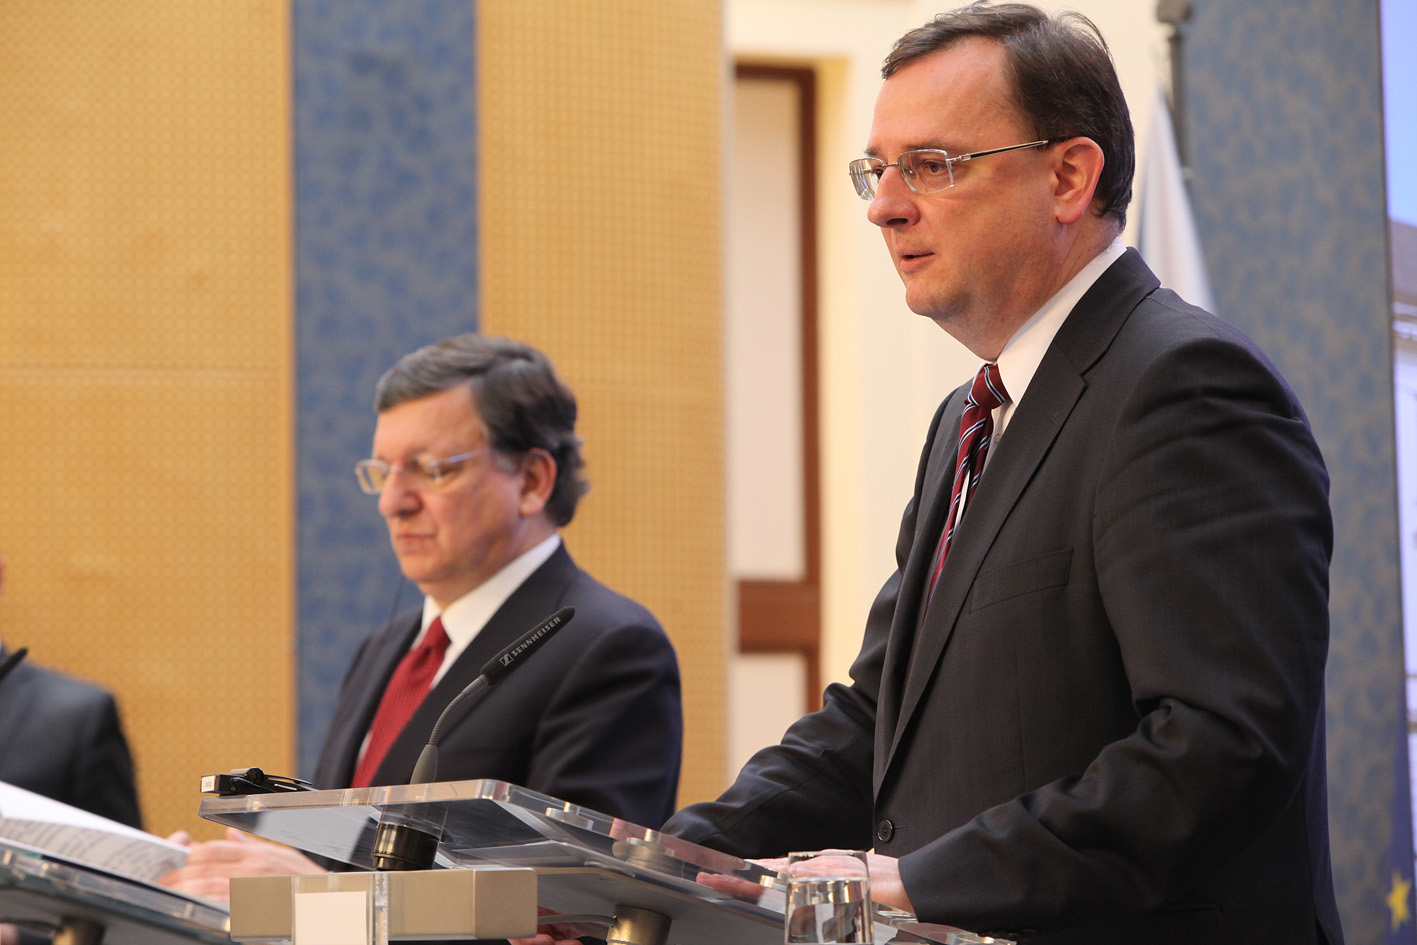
[370,607,576,873]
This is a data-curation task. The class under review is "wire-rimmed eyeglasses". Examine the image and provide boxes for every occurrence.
[848,139,1055,200]
[355,448,496,495]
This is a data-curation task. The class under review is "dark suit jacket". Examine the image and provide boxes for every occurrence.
[0,650,143,829]
[313,544,682,830]
[665,250,1341,945]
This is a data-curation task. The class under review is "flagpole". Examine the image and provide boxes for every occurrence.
[1156,0,1193,175]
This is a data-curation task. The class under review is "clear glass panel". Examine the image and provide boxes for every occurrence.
[199,779,1006,945]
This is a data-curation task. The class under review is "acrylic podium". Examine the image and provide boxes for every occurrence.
[0,838,232,945]
[199,779,1006,945]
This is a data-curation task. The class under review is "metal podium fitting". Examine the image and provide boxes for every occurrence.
[606,904,671,945]
[51,917,103,945]
[541,903,672,945]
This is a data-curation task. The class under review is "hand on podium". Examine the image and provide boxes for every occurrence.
[753,851,915,915]
[158,827,325,902]
[508,844,915,945]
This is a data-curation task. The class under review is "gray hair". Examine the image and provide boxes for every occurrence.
[375,334,588,526]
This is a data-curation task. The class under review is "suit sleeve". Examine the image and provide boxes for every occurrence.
[68,691,144,830]
[664,399,955,855]
[524,618,684,829]
[901,329,1333,930]
[660,605,883,856]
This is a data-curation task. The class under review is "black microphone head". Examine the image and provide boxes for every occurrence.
[478,605,575,684]
[0,646,28,688]
[409,742,440,786]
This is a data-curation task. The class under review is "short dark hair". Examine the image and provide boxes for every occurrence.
[883,1,1133,227]
[375,334,588,526]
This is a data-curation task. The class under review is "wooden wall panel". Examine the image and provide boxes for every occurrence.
[477,0,727,805]
[0,0,293,836]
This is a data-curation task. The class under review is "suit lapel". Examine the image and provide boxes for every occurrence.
[887,367,1086,763]
[320,612,421,787]
[881,250,1160,780]
[367,545,581,785]
[873,391,968,763]
[911,397,970,616]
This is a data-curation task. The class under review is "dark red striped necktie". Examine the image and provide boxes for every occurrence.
[925,362,1010,603]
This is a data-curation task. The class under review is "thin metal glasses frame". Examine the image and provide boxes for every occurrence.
[848,139,1054,200]
[355,447,497,495]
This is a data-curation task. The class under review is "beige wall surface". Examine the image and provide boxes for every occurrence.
[478,0,728,806]
[1,0,727,828]
[0,0,294,837]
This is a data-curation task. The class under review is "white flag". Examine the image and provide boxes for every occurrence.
[1138,84,1217,313]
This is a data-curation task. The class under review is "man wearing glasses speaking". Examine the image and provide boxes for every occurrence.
[162,334,682,898]
[593,4,1337,945]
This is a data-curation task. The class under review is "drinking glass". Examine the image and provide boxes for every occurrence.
[783,850,873,944]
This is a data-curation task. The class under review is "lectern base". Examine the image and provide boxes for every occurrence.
[229,869,537,942]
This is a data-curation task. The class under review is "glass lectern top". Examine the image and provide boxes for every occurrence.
[199,779,1006,945]
[1,839,231,945]
[200,779,762,878]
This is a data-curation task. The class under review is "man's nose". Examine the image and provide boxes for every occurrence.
[378,470,422,518]
[865,165,920,228]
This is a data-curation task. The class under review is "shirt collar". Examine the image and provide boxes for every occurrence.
[416,533,562,678]
[994,237,1126,435]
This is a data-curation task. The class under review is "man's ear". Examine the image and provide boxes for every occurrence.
[1052,137,1106,225]
[517,448,557,517]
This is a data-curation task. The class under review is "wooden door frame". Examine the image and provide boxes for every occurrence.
[733,63,822,709]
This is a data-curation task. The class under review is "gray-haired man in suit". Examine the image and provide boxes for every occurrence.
[163,334,682,904]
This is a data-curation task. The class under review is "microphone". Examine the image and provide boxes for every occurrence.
[371,606,575,871]
[411,604,575,785]
[0,647,28,689]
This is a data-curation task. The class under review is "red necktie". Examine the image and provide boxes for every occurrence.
[351,617,451,787]
[925,362,1011,603]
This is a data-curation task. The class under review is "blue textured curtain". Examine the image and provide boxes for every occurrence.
[1183,1,1395,938]
[292,0,479,776]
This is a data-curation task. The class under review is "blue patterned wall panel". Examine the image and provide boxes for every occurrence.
[1182,1,1395,938]
[293,0,478,777]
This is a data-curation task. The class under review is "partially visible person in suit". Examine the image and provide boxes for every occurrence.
[1,554,144,945]
[527,3,1339,945]
[0,554,143,829]
[161,333,682,903]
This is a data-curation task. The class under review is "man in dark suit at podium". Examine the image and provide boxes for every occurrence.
[0,555,143,829]
[523,5,1339,945]
[162,334,682,901]
[1,554,144,945]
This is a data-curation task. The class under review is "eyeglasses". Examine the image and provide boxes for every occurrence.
[355,448,496,495]
[847,139,1055,200]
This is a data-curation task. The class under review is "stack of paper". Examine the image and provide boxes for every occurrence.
[0,780,188,888]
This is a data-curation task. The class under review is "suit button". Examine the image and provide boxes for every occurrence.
[876,819,894,843]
